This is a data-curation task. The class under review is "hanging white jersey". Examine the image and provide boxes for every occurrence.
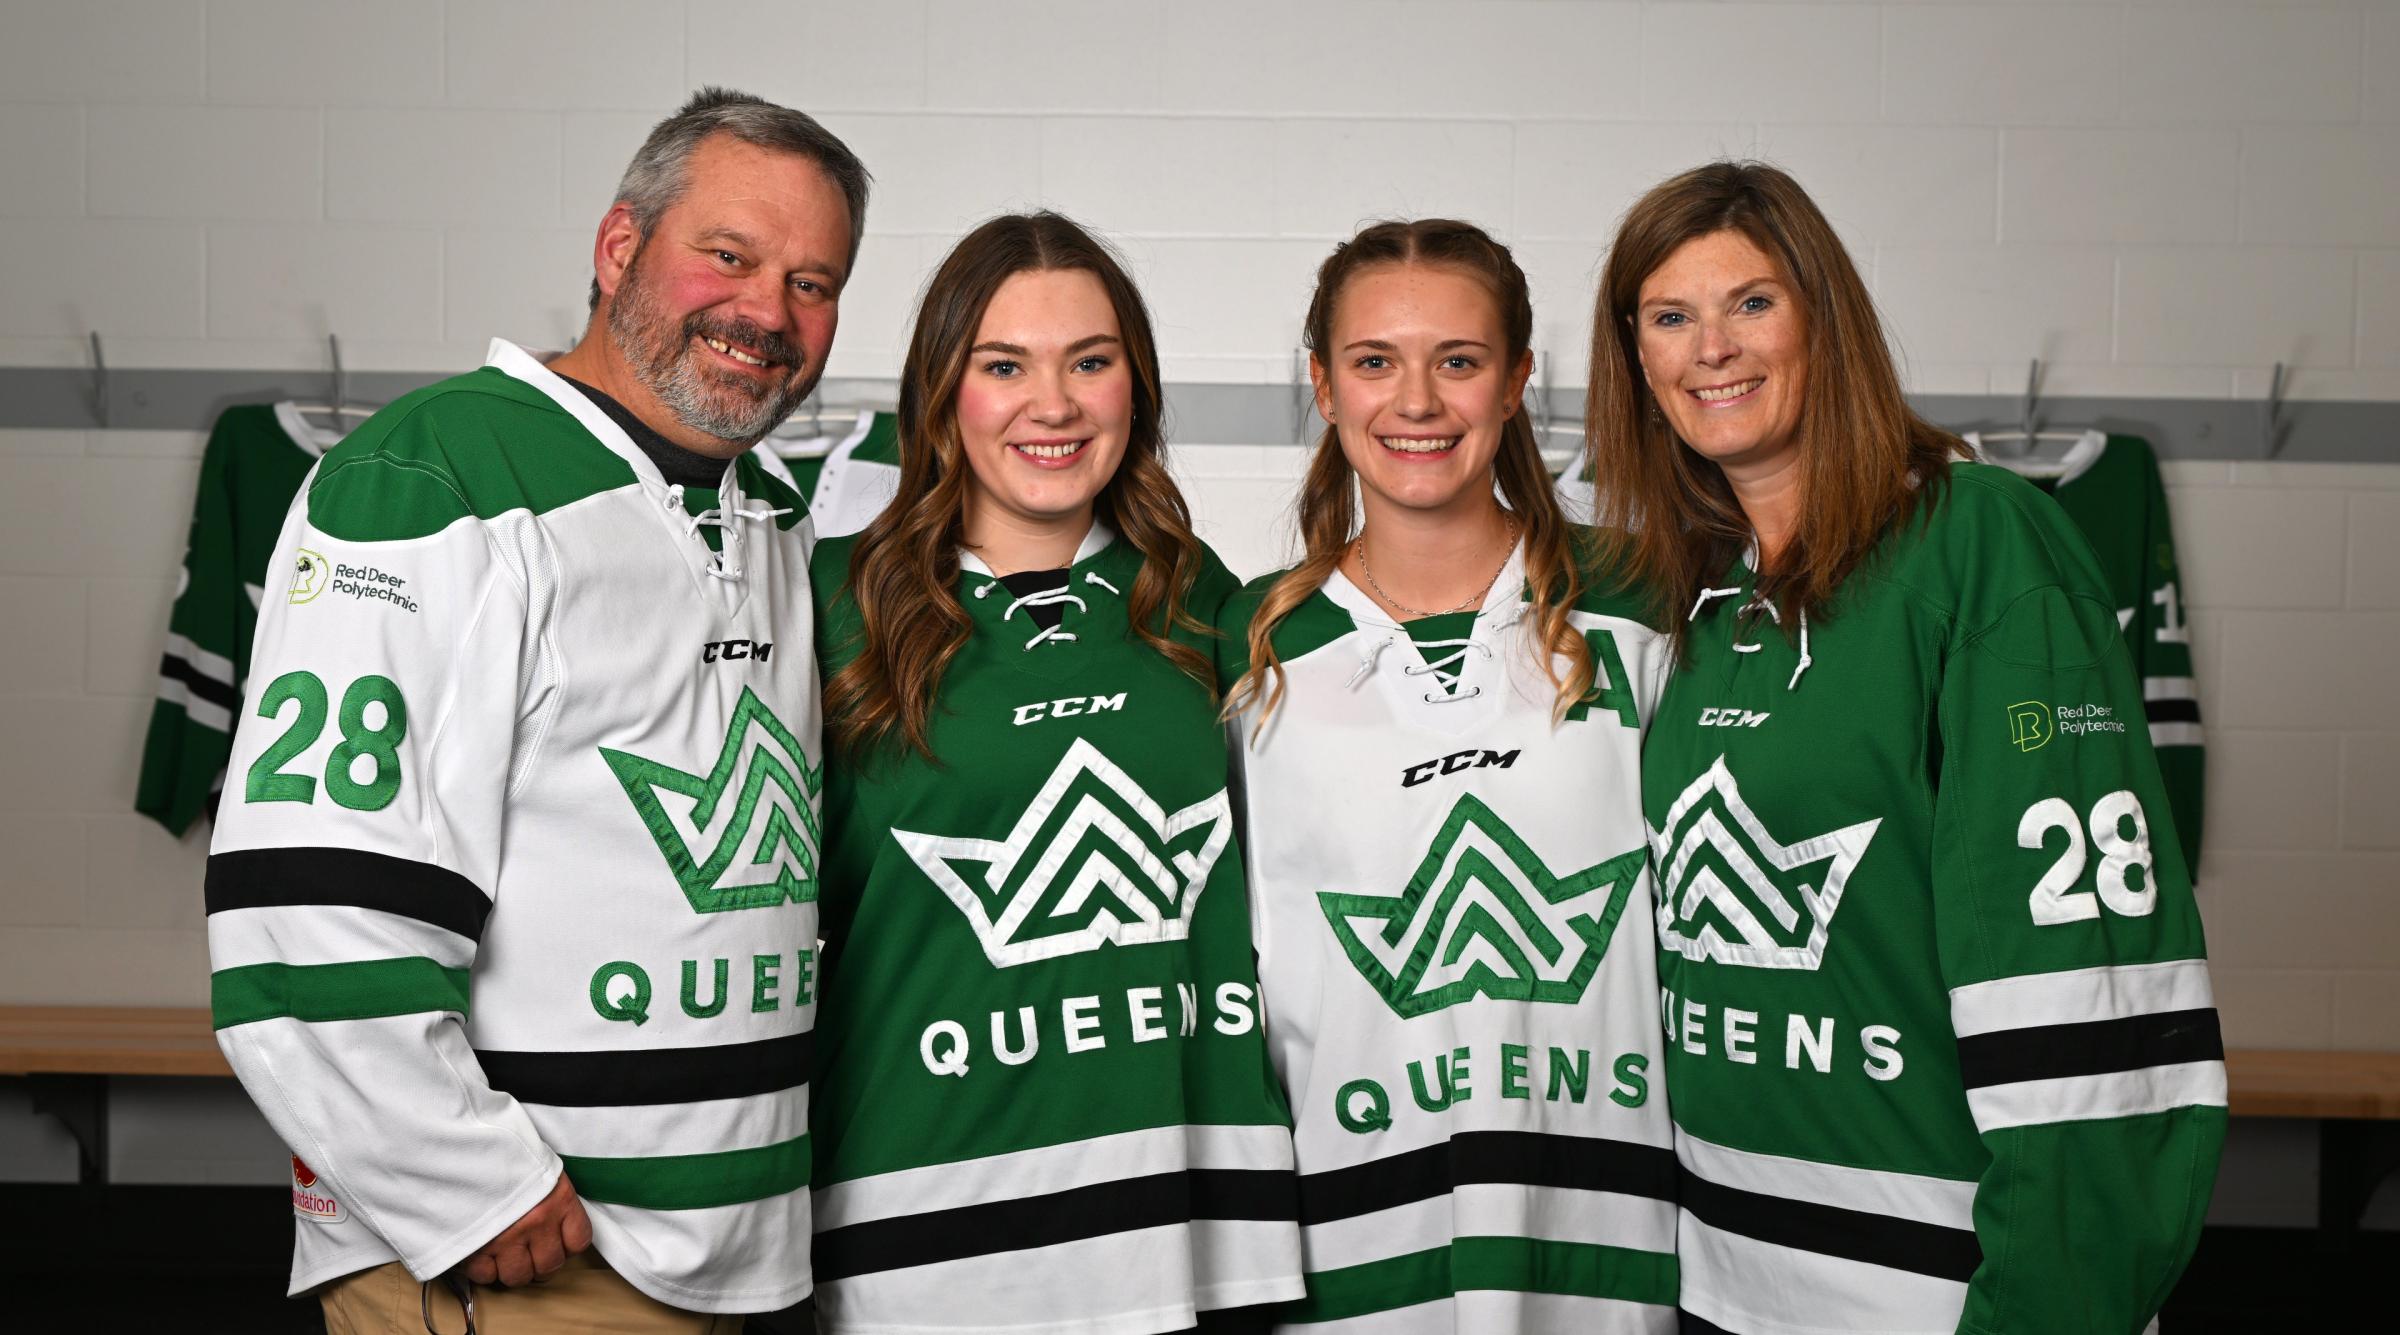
[760,408,901,539]
[1218,538,1679,1333]
[206,339,823,1313]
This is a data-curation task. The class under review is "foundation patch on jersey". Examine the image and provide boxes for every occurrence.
[1321,794,1645,1018]
[1652,755,1880,970]
[290,1156,343,1222]
[893,737,1232,968]
[601,686,822,913]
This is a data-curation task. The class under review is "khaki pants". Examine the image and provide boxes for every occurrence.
[321,1254,745,1334]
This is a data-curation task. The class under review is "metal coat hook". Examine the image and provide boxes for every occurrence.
[2018,357,2042,440]
[1292,347,1314,441]
[2263,361,2287,458]
[89,332,109,429]
[328,333,346,419]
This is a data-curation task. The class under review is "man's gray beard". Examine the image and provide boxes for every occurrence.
[605,255,821,447]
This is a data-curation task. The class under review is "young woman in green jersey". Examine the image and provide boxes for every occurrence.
[1589,162,2224,1335]
[809,212,1302,1334]
[1219,220,1679,1334]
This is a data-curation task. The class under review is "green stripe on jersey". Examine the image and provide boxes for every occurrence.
[211,958,470,1029]
[307,369,639,543]
[1286,1237,1678,1323]
[563,1133,811,1212]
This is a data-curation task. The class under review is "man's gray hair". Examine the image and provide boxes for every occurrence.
[589,87,871,310]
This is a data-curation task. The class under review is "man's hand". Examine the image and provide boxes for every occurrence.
[461,1173,592,1286]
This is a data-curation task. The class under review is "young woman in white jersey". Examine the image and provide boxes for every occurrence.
[1218,219,1677,1334]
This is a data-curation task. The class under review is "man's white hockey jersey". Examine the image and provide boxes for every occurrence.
[206,340,823,1313]
[1218,539,1679,1332]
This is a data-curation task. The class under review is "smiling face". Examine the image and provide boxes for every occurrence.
[1635,228,1809,484]
[599,133,851,448]
[1313,262,1532,521]
[954,267,1134,553]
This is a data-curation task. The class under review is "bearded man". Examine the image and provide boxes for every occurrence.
[204,88,866,1334]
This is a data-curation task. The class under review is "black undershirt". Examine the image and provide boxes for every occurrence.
[555,373,732,488]
[995,568,1072,632]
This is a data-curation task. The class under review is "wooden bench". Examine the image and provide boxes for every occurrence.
[0,1006,228,1182]
[2225,1049,2400,1236]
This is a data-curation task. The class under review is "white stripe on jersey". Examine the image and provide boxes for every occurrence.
[157,675,233,734]
[1676,1215,1965,1335]
[816,1222,1295,1335]
[1964,1060,2228,1132]
[166,632,237,687]
[209,903,478,972]
[523,1086,808,1160]
[1301,1177,1678,1273]
[2150,722,2205,747]
[1948,958,2215,1038]
[2142,677,2197,702]
[811,1123,1291,1229]
[1675,1129,1974,1230]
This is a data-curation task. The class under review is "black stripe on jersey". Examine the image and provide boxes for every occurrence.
[2145,698,2202,724]
[205,846,491,942]
[160,652,241,711]
[1679,1173,1982,1283]
[1678,1312,1736,1335]
[1955,1007,2224,1090]
[1299,1130,1678,1225]
[475,1031,814,1107]
[812,1168,1296,1282]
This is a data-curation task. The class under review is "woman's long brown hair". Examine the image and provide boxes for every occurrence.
[1587,161,1964,658]
[1225,219,1592,733]
[825,212,1212,761]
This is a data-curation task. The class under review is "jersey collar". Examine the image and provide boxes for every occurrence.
[959,520,1117,578]
[483,337,731,493]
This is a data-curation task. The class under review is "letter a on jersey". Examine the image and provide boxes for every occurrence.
[1651,755,1879,970]
[1321,794,1647,1019]
[894,737,1232,968]
[600,687,822,913]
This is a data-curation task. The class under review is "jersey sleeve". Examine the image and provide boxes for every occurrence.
[137,420,254,835]
[2127,448,2204,881]
[1928,487,2225,1334]
[205,440,560,1280]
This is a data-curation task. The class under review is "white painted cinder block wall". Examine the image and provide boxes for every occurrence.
[2,0,2398,1064]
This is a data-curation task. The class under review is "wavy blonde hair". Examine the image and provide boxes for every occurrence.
[825,212,1212,761]
[1225,219,1592,733]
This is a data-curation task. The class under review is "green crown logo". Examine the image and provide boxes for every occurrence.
[1321,794,1644,1018]
[600,687,821,913]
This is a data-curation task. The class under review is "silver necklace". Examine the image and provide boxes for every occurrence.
[1354,517,1518,619]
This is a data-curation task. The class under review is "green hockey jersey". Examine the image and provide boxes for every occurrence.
[1217,538,1679,1333]
[206,340,823,1312]
[809,526,1304,1334]
[138,403,340,835]
[1968,431,2204,878]
[758,408,901,539]
[1644,463,2223,1335]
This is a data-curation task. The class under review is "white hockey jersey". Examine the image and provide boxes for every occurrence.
[206,340,823,1313]
[1218,539,1679,1332]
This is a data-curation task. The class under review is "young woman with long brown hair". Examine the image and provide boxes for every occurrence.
[1596,161,2223,1335]
[1218,219,1678,1333]
[804,212,1301,1334]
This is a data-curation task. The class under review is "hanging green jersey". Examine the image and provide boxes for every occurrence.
[1970,431,2203,878]
[809,527,1304,1334]
[137,403,339,835]
[1643,463,2223,1335]
[1217,537,1679,1334]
